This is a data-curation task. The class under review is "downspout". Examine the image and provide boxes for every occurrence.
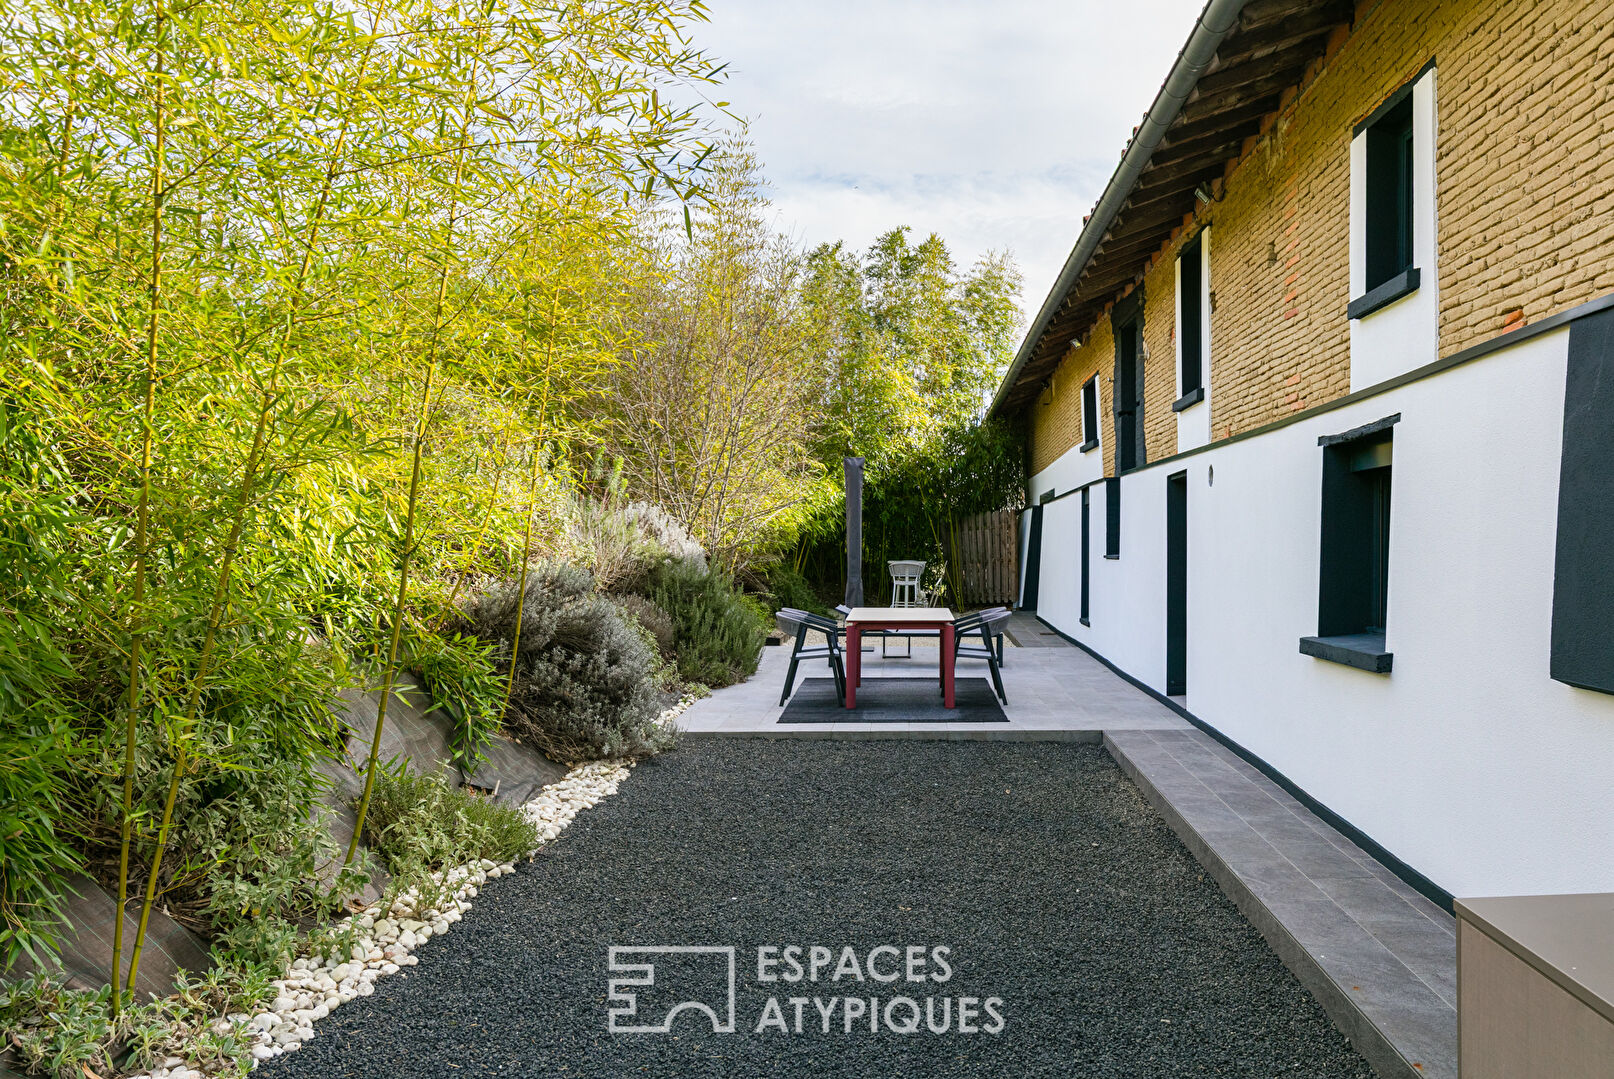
[988,0,1248,418]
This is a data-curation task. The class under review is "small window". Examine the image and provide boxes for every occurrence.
[1364,95,1414,292]
[1080,377,1099,451]
[1177,234,1204,401]
[1114,315,1144,472]
[1104,476,1121,559]
[1300,416,1398,672]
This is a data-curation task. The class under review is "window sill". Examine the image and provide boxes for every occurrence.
[1079,438,1099,453]
[1299,633,1393,673]
[1348,268,1421,320]
[1079,617,1090,627]
[1103,554,1119,561]
[1171,386,1205,412]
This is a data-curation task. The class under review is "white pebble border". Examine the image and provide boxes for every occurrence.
[126,759,635,1079]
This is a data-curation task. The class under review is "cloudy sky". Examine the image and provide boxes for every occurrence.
[694,0,1208,320]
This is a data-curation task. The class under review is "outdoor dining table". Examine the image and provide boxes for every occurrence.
[842,607,957,709]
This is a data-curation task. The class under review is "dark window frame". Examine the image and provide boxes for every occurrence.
[1349,62,1431,319]
[1080,377,1099,452]
[1300,414,1400,673]
[1111,289,1146,473]
[1103,476,1121,560]
[1176,233,1205,404]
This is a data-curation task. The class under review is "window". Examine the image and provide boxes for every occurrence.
[1080,377,1099,452]
[1104,476,1121,560]
[1364,96,1414,293]
[1112,289,1146,472]
[1300,415,1399,672]
[1348,66,1431,323]
[1175,233,1205,409]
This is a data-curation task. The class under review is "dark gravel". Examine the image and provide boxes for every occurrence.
[267,740,1372,1079]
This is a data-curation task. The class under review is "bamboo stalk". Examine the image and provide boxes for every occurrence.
[346,86,477,868]
[123,35,372,989]
[112,5,166,1016]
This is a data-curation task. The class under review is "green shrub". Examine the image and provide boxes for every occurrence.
[409,631,505,771]
[0,398,82,969]
[645,560,767,687]
[68,738,353,945]
[1,968,269,1079]
[613,593,677,658]
[761,563,830,616]
[466,563,672,759]
[357,765,539,872]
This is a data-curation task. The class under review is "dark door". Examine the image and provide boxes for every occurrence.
[1021,505,1044,610]
[1166,471,1188,695]
[1080,488,1090,624]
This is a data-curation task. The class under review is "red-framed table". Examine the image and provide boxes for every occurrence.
[843,607,957,709]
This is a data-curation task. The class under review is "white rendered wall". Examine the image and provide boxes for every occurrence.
[1349,68,1440,392]
[1033,325,1614,898]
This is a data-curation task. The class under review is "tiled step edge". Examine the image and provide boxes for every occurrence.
[1103,730,1424,1079]
[682,728,1103,742]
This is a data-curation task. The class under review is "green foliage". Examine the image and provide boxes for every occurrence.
[467,563,672,760]
[71,743,353,939]
[797,417,1026,605]
[613,593,678,659]
[761,563,831,616]
[410,633,505,773]
[802,228,1023,473]
[645,560,768,687]
[0,399,81,969]
[357,766,540,873]
[0,0,726,971]
[1,968,269,1079]
[601,139,833,570]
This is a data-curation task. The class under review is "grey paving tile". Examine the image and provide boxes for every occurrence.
[1108,728,1457,1079]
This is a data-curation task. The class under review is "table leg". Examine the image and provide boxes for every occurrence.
[941,623,955,709]
[846,625,860,709]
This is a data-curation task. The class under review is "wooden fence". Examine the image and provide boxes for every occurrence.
[953,508,1018,607]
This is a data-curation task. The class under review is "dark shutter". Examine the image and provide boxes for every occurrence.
[1550,306,1614,693]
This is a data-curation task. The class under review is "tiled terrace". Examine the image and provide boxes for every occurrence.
[679,612,1188,739]
[677,612,1458,1079]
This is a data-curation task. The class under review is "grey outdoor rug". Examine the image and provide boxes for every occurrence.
[778,676,1008,723]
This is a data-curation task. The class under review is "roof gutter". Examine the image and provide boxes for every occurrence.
[988,0,1249,418]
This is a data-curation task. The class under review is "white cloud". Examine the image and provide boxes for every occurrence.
[693,0,1208,313]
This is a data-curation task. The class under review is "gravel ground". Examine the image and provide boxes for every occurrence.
[266,741,1372,1079]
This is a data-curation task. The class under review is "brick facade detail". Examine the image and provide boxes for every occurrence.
[1027,0,1614,476]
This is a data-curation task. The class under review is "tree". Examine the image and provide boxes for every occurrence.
[0,0,726,997]
[802,228,1023,474]
[600,139,830,569]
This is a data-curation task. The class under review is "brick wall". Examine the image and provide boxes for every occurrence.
[1433,0,1614,348]
[1024,0,1614,468]
[1028,322,1111,477]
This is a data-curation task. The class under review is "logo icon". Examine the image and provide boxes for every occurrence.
[607,946,737,1034]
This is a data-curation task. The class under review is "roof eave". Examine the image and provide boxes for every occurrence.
[987,0,1250,420]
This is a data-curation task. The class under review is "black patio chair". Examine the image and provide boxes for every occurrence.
[948,608,1010,704]
[778,608,847,705]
